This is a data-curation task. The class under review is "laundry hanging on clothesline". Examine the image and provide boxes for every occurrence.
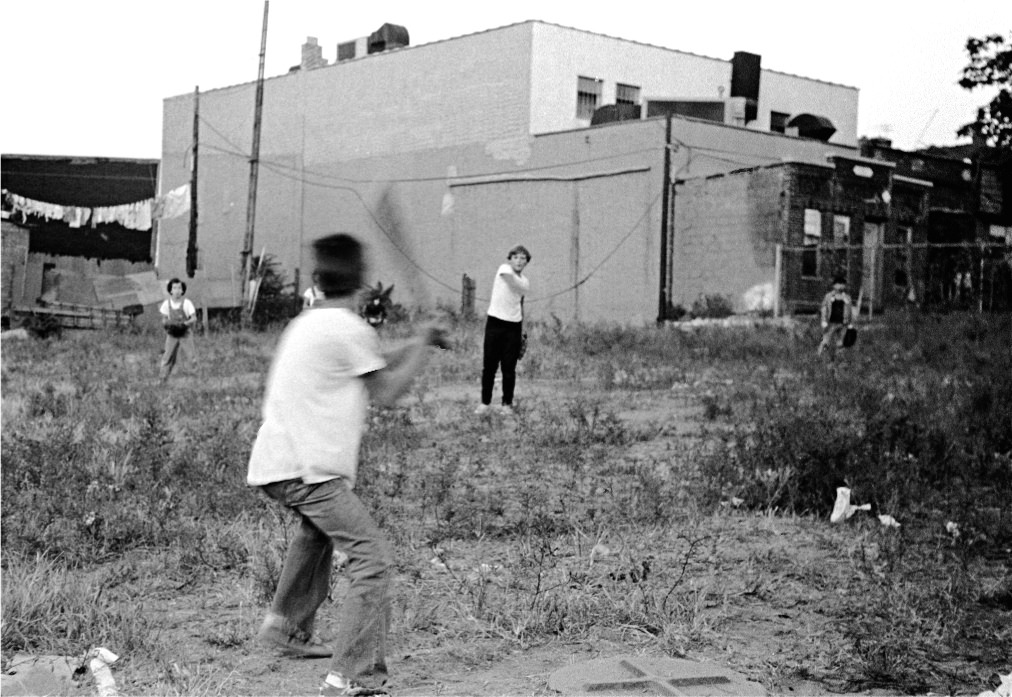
[4,190,154,231]
[4,183,192,231]
[151,184,190,221]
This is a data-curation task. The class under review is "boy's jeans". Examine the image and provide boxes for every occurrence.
[159,333,196,379]
[261,477,392,689]
[818,323,848,358]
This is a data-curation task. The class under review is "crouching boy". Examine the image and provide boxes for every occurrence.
[247,233,446,696]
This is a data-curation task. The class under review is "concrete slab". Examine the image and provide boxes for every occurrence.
[548,654,767,696]
[1,653,83,697]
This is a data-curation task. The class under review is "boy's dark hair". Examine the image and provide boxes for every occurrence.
[166,278,187,294]
[312,234,366,298]
[832,274,847,286]
[508,245,532,262]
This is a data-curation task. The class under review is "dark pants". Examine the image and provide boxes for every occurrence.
[481,315,522,406]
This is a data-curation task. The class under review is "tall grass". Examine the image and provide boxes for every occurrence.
[1,313,1009,694]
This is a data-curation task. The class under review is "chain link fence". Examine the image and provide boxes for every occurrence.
[777,242,1012,314]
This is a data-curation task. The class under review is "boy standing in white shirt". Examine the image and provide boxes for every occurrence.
[248,233,446,696]
[476,245,531,414]
[158,278,197,381]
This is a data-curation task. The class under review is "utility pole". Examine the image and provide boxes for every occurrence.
[186,86,199,278]
[241,0,269,317]
[657,113,672,323]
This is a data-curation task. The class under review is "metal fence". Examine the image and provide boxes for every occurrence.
[776,242,1012,315]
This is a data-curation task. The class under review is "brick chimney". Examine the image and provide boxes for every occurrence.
[301,37,328,70]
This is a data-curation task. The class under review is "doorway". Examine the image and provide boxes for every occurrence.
[862,222,884,309]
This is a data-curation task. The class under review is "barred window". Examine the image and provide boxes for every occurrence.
[616,83,641,106]
[576,76,602,119]
[832,215,850,243]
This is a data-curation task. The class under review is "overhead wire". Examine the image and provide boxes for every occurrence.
[188,114,788,304]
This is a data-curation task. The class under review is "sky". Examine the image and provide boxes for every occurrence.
[1,1,1009,160]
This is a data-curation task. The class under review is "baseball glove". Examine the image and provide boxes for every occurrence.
[166,323,189,338]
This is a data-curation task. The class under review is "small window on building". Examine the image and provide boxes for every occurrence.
[990,224,1012,244]
[770,111,790,134]
[911,159,925,172]
[616,83,641,106]
[832,215,850,243]
[802,209,821,277]
[576,76,603,120]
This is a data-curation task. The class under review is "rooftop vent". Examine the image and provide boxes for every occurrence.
[786,113,836,142]
[368,23,409,54]
[730,51,761,123]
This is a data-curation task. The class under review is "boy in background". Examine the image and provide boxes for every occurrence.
[158,278,198,381]
[818,274,854,359]
[248,233,446,696]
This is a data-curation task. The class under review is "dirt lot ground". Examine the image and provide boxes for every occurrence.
[4,365,1007,697]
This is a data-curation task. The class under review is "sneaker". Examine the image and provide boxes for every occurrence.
[320,679,389,696]
[498,404,515,415]
[474,404,491,415]
[256,618,332,659]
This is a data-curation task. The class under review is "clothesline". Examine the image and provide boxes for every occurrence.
[2,184,190,231]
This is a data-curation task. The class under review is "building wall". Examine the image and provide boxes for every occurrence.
[672,160,930,315]
[529,23,729,133]
[160,109,669,322]
[162,24,535,171]
[780,159,930,312]
[157,12,863,323]
[758,70,858,146]
[528,23,858,145]
[670,167,784,312]
[2,222,29,317]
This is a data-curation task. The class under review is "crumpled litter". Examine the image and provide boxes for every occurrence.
[830,487,871,523]
[878,514,901,528]
[87,647,119,697]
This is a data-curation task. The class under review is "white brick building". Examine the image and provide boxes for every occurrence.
[158,20,860,322]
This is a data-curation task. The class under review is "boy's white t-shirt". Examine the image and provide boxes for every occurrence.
[247,308,386,487]
[487,263,529,323]
[159,297,196,318]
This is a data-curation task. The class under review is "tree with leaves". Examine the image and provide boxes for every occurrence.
[957,33,1012,148]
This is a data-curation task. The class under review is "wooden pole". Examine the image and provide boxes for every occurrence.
[978,249,984,314]
[241,0,269,318]
[773,243,782,317]
[186,86,200,278]
[657,113,672,323]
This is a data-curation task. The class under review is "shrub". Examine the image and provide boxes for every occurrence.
[691,294,734,319]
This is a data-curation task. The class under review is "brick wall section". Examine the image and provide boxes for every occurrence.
[670,166,783,312]
[672,159,931,315]
[781,159,930,311]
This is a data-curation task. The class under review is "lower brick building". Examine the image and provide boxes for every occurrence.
[671,155,931,314]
